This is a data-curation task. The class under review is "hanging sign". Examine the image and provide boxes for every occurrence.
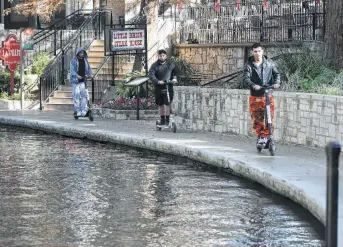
[111,29,145,51]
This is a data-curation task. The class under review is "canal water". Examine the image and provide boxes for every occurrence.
[0,126,324,247]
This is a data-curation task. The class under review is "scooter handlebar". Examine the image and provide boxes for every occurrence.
[78,76,93,81]
[164,76,178,85]
[164,79,178,85]
[260,85,274,89]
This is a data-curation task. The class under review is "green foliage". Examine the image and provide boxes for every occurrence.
[0,92,9,99]
[0,70,20,80]
[0,92,34,100]
[0,69,20,93]
[275,45,343,95]
[115,70,154,98]
[30,52,51,76]
[168,56,202,85]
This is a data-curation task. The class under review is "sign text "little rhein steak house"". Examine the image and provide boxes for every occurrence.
[111,29,145,51]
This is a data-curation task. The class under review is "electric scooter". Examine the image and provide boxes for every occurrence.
[73,76,94,122]
[256,85,276,156]
[156,78,177,133]
[156,67,178,133]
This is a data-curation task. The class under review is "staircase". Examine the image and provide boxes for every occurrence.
[43,85,90,111]
[88,40,135,84]
[43,39,136,111]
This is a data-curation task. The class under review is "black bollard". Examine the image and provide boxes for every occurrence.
[325,141,341,247]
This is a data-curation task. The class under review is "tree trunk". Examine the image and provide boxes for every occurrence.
[325,0,343,69]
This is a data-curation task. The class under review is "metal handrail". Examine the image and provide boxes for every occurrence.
[41,10,101,78]
[200,54,286,87]
[201,71,243,87]
[91,56,111,103]
[38,9,112,109]
[94,56,111,77]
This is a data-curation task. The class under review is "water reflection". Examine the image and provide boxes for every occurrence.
[0,126,324,247]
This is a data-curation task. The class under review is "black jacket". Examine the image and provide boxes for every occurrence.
[243,55,280,97]
[148,60,180,91]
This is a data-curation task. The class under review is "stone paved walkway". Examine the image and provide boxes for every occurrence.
[0,110,342,245]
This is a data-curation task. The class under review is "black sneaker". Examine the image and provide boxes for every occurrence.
[256,137,267,148]
[165,115,170,125]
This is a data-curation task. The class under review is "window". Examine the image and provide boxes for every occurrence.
[4,0,30,29]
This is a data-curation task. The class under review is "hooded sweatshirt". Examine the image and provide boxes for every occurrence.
[69,47,93,84]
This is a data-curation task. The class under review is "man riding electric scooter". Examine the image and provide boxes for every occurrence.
[70,48,93,117]
[243,43,281,149]
[148,49,180,127]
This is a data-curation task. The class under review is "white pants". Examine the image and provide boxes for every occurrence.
[72,82,89,113]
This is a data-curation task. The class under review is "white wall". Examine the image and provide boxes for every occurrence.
[66,0,94,15]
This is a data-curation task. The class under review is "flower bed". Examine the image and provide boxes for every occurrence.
[94,97,158,110]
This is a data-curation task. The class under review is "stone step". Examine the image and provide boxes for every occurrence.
[54,91,96,98]
[49,97,74,104]
[87,51,105,58]
[43,103,74,111]
[49,96,94,104]
[57,86,94,92]
[91,39,104,46]
[88,57,105,63]
[54,91,73,98]
[89,46,104,52]
[90,62,112,69]
[89,61,135,71]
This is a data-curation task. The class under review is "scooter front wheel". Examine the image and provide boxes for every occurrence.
[172,122,177,133]
[156,120,162,131]
[89,112,94,122]
[269,140,276,156]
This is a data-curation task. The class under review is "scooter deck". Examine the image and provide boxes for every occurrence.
[156,124,172,129]
[263,139,271,149]
[256,138,272,149]
[74,112,90,118]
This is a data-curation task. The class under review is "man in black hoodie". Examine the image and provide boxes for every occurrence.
[149,49,180,125]
[243,43,281,147]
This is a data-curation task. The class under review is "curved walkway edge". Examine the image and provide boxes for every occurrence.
[0,111,342,244]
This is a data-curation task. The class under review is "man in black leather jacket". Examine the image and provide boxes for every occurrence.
[243,43,281,147]
[149,49,180,125]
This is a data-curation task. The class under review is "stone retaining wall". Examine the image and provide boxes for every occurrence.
[173,86,343,148]
[0,100,39,110]
[92,108,158,120]
[174,42,322,80]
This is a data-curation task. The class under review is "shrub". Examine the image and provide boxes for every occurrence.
[95,96,157,110]
[0,70,20,93]
[168,56,203,86]
[0,92,35,100]
[273,43,343,95]
[30,52,51,76]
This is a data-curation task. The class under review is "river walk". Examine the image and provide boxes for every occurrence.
[0,110,342,246]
